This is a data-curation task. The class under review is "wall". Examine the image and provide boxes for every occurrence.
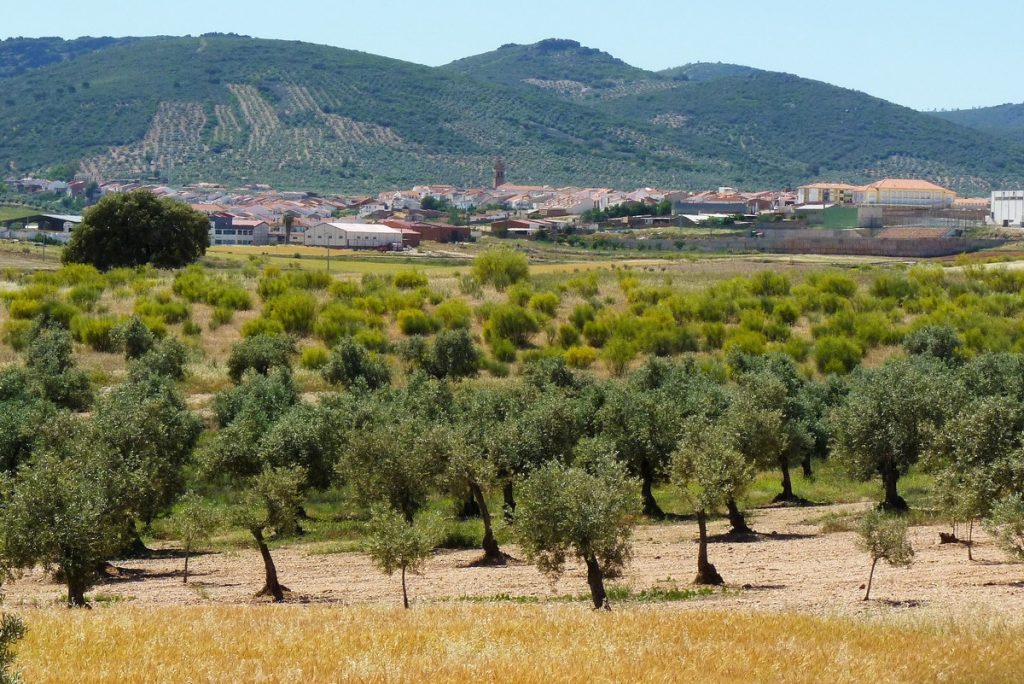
[622,235,1006,258]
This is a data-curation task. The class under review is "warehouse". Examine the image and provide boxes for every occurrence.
[304,222,404,249]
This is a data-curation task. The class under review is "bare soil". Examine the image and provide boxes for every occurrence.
[8,503,1024,621]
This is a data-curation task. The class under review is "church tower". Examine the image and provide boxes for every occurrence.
[493,158,506,189]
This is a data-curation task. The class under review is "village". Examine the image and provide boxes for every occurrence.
[3,163,1023,258]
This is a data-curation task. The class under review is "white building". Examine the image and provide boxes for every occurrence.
[304,222,404,249]
[854,179,956,208]
[209,219,270,246]
[991,190,1024,227]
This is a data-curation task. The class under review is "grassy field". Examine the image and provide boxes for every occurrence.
[0,206,37,222]
[12,604,1022,683]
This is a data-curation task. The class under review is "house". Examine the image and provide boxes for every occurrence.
[855,179,956,208]
[796,183,860,205]
[208,215,270,246]
[382,219,470,243]
[304,222,404,249]
[667,190,749,215]
[991,190,1024,227]
[488,218,556,238]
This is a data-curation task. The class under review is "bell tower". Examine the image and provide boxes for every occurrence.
[493,158,506,189]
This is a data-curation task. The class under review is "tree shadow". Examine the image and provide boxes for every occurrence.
[739,583,786,591]
[706,530,818,544]
[876,599,924,609]
[981,580,1024,588]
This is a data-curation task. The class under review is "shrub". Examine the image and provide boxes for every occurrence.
[507,282,534,307]
[435,299,472,329]
[130,337,189,381]
[315,303,376,346]
[210,306,234,329]
[814,336,862,374]
[749,271,790,297]
[529,292,560,317]
[2,320,33,351]
[489,337,517,363]
[570,303,597,330]
[582,319,611,348]
[472,249,529,290]
[111,315,155,359]
[322,338,391,389]
[424,329,479,379]
[903,325,962,364]
[602,337,636,376]
[67,284,103,311]
[723,330,766,357]
[702,322,726,350]
[354,328,391,353]
[557,324,580,348]
[565,345,598,369]
[70,315,122,352]
[773,301,800,325]
[241,317,285,338]
[300,345,331,370]
[135,297,190,325]
[266,290,317,336]
[393,271,428,289]
[227,334,295,382]
[398,309,441,336]
[485,304,538,347]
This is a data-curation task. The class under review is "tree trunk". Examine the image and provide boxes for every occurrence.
[470,482,504,561]
[640,462,664,519]
[584,554,609,610]
[864,557,879,601]
[726,498,752,534]
[183,545,191,584]
[401,565,409,610]
[967,519,974,561]
[694,511,724,585]
[67,576,89,608]
[457,491,480,519]
[801,452,813,478]
[881,464,908,512]
[252,528,286,602]
[773,456,797,503]
[502,480,516,523]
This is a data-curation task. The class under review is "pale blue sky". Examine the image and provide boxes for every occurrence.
[3,0,1021,110]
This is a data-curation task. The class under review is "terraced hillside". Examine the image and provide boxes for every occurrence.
[2,35,1024,193]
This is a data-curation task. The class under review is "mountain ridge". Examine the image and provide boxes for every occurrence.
[0,35,1020,194]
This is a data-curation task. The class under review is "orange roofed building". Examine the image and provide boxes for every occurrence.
[798,179,956,209]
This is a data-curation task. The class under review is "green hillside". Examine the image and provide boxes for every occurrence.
[0,35,1022,194]
[658,62,762,82]
[442,38,657,97]
[931,103,1024,143]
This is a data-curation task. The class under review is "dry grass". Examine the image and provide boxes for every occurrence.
[13,604,1022,683]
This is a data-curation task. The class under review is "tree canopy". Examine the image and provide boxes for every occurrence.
[63,189,209,270]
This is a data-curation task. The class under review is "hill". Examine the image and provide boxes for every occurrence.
[931,103,1024,143]
[1,35,1022,194]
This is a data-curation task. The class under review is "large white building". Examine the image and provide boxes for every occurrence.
[304,222,404,249]
[797,179,956,209]
[991,190,1024,227]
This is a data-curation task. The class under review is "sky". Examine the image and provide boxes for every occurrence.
[2,0,1022,111]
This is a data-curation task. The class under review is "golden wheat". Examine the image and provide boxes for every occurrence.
[13,604,1022,683]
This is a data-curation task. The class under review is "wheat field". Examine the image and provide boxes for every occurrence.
[12,604,1021,683]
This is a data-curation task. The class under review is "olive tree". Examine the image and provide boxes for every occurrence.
[23,326,92,411]
[91,373,202,549]
[364,506,437,609]
[856,510,914,601]
[671,418,754,585]
[167,493,221,583]
[226,334,295,383]
[985,495,1024,562]
[830,358,956,511]
[925,395,1024,558]
[321,337,391,389]
[0,431,127,606]
[441,419,513,564]
[515,456,641,609]
[232,466,305,602]
[338,420,447,523]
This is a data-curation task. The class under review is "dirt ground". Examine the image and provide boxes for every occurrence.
[8,502,1023,622]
